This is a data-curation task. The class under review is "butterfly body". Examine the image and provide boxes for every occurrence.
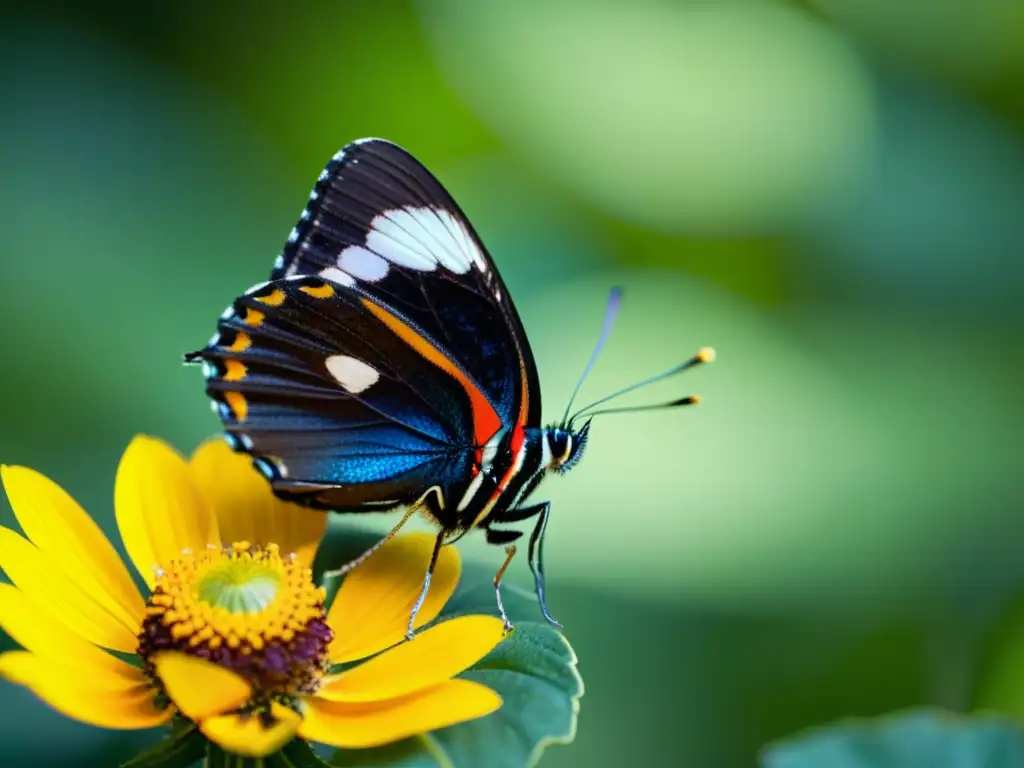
[189,138,590,630]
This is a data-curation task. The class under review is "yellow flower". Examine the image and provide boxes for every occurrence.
[0,436,504,758]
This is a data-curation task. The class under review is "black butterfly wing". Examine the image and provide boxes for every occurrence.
[190,139,539,515]
[272,138,541,432]
[194,277,477,512]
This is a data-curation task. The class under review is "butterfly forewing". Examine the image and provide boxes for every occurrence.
[273,138,541,429]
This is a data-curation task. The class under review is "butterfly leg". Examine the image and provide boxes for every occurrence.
[322,504,418,580]
[491,502,561,629]
[525,502,561,628]
[406,529,448,641]
[485,527,524,634]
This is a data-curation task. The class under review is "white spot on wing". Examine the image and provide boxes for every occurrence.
[339,246,389,281]
[365,209,437,271]
[325,355,380,394]
[202,362,216,379]
[319,266,356,287]
[274,254,285,270]
[286,229,299,244]
[437,208,487,273]
[364,206,487,275]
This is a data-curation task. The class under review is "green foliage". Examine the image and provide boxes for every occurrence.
[761,710,1024,767]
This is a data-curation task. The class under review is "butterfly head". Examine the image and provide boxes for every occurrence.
[546,420,591,475]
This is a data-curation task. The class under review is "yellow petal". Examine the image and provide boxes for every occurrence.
[0,584,138,677]
[327,532,461,663]
[152,652,252,721]
[0,650,169,730]
[319,616,505,702]
[1,465,146,633]
[189,439,326,566]
[301,679,501,749]
[115,436,219,588]
[0,527,140,653]
[200,702,301,758]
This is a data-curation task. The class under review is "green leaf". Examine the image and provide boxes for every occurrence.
[441,623,582,767]
[119,724,205,768]
[760,709,1024,767]
[324,534,583,767]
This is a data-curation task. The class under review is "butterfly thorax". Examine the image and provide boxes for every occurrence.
[443,421,589,532]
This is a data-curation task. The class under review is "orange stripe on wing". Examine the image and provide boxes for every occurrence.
[517,355,531,427]
[360,297,502,448]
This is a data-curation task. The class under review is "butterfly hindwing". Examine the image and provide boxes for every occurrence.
[198,277,476,512]
[272,138,541,431]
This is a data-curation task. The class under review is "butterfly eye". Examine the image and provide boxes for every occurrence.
[547,430,579,474]
[557,422,591,474]
[546,431,568,463]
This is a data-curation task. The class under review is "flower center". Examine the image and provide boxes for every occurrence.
[195,559,282,613]
[138,542,333,698]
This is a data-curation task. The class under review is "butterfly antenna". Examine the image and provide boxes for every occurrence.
[579,395,701,419]
[569,347,715,426]
[561,287,624,425]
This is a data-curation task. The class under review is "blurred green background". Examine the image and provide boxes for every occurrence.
[1,1,1023,765]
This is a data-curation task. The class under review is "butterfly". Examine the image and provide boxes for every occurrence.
[186,138,714,637]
